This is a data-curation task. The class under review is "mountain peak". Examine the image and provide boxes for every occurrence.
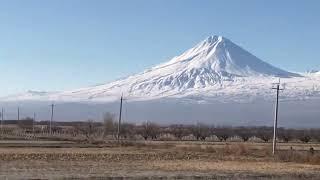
[163,36,299,79]
[193,35,224,49]
[204,35,221,43]
[204,35,229,43]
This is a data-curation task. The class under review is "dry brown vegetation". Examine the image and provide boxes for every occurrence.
[1,120,320,179]
[0,140,319,179]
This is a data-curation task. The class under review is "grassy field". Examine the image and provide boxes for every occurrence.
[0,140,319,179]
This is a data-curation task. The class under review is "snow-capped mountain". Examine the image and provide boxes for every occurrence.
[1,36,319,103]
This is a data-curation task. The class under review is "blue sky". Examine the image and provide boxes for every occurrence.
[0,0,319,96]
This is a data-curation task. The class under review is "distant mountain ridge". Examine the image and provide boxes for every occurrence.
[1,36,319,103]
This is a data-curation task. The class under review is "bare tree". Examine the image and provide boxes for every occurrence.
[103,112,117,138]
[212,127,233,142]
[298,129,312,143]
[234,127,253,142]
[138,124,148,140]
[311,129,320,142]
[149,123,160,140]
[256,127,273,142]
[75,119,99,142]
[121,123,136,139]
[137,122,160,140]
[18,117,34,131]
[170,124,190,140]
[191,123,210,141]
[278,128,294,143]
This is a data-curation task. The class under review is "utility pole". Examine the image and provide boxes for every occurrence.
[18,107,20,121]
[0,108,3,134]
[272,79,283,155]
[197,120,200,140]
[117,94,123,141]
[50,103,54,135]
[33,112,36,136]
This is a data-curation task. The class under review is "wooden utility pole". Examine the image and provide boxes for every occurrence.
[196,120,200,140]
[0,108,3,133]
[272,79,283,155]
[117,95,123,141]
[18,107,20,121]
[33,112,36,135]
[50,103,54,135]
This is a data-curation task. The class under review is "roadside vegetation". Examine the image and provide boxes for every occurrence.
[1,114,319,145]
[0,114,320,179]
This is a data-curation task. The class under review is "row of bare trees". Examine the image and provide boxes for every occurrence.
[76,113,320,143]
[2,113,320,143]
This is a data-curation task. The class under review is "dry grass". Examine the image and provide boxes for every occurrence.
[276,150,320,164]
[148,160,320,177]
[0,140,320,179]
[1,159,319,179]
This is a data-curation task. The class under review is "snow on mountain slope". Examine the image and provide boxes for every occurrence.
[1,36,319,103]
[153,36,298,78]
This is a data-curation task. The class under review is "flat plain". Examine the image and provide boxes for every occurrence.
[0,140,319,179]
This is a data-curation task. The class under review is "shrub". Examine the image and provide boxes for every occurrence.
[137,122,160,140]
[276,150,320,165]
[256,127,273,142]
[191,123,210,141]
[169,124,190,140]
[18,117,34,130]
[103,112,117,138]
[278,128,294,143]
[212,127,233,142]
[234,127,253,142]
[74,119,99,142]
[311,129,320,142]
[297,130,312,143]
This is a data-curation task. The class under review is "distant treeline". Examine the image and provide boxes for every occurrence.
[1,114,319,143]
[2,119,102,126]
